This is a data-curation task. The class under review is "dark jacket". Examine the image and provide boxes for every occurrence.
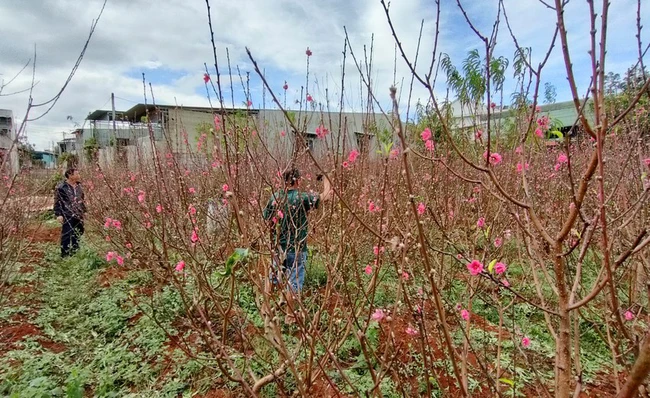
[53,181,86,221]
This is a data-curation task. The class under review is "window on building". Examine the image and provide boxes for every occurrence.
[306,132,317,152]
[355,132,371,154]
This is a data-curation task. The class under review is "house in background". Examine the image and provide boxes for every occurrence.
[57,137,79,156]
[450,99,595,139]
[85,103,392,163]
[0,109,20,176]
[31,150,57,169]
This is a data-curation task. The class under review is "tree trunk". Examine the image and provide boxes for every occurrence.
[555,252,573,398]
[617,332,650,398]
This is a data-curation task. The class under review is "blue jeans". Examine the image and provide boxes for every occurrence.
[272,251,307,292]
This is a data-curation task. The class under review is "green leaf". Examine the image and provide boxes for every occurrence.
[488,259,497,273]
[499,378,515,387]
[217,248,250,277]
[550,130,563,139]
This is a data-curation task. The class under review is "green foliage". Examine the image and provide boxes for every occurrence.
[0,244,190,397]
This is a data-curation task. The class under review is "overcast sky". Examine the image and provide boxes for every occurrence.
[0,0,645,150]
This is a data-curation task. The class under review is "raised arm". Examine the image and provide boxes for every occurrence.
[319,174,332,202]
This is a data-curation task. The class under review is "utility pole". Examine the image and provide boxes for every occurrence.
[111,92,117,138]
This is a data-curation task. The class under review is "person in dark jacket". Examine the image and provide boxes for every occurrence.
[53,168,87,257]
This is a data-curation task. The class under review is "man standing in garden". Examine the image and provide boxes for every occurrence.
[54,168,87,257]
[263,168,332,321]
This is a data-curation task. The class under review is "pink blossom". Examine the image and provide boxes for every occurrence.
[460,309,470,321]
[277,210,284,219]
[475,129,483,140]
[535,128,544,138]
[368,201,377,213]
[501,279,510,287]
[106,251,115,262]
[105,236,111,242]
[188,205,196,216]
[373,246,384,255]
[537,115,550,130]
[305,47,312,57]
[190,229,199,243]
[483,151,503,165]
[494,237,503,248]
[104,218,112,228]
[494,262,507,275]
[246,100,252,107]
[489,152,503,165]
[557,153,568,164]
[421,128,432,141]
[425,140,435,152]
[364,265,373,275]
[126,242,132,249]
[137,191,146,203]
[625,310,635,321]
[175,261,186,272]
[188,187,196,194]
[315,125,329,138]
[306,94,313,102]
[516,162,530,173]
[522,337,531,348]
[111,220,121,230]
[280,131,286,137]
[477,217,485,228]
[417,202,426,215]
[371,308,385,321]
[156,204,163,213]
[389,149,399,160]
[405,326,418,336]
[342,161,350,169]
[644,158,650,167]
[203,73,210,83]
[222,184,229,192]
[348,149,360,163]
[490,102,496,109]
[116,255,124,266]
[515,146,523,154]
[467,260,484,276]
[402,271,409,280]
[283,82,288,90]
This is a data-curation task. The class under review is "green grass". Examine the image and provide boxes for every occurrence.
[0,244,206,397]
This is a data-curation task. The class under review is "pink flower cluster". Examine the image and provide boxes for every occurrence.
[535,115,550,137]
[104,217,122,230]
[344,149,360,169]
[421,128,435,153]
[554,152,568,171]
[315,125,329,139]
[106,251,124,266]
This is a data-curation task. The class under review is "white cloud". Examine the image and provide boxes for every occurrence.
[0,0,645,150]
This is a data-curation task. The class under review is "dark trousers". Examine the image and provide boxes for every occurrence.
[61,218,84,257]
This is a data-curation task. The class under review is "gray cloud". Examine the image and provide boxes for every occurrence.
[0,0,645,150]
